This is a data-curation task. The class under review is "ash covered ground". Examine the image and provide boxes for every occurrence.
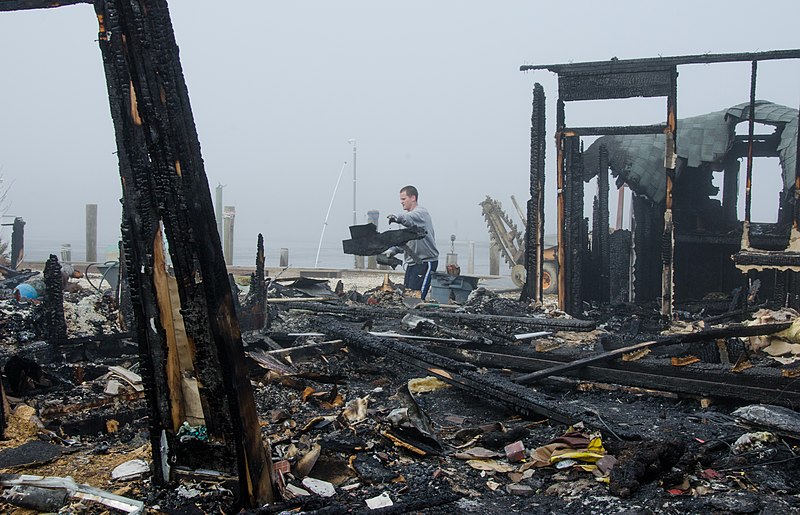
[0,271,799,514]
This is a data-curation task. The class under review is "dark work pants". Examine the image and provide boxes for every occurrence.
[404,260,438,300]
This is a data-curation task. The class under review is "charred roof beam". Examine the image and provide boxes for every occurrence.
[521,49,800,74]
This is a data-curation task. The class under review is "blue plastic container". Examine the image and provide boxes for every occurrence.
[14,283,38,299]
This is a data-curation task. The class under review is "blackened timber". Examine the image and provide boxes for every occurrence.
[522,83,546,302]
[96,1,180,485]
[596,145,610,302]
[96,0,272,505]
[278,300,596,331]
[520,49,800,74]
[564,124,667,136]
[239,234,267,331]
[661,66,678,320]
[0,0,90,11]
[557,69,673,101]
[42,255,67,341]
[563,136,584,316]
[633,195,663,303]
[514,322,791,385]
[734,250,800,268]
[322,319,580,425]
[426,345,800,406]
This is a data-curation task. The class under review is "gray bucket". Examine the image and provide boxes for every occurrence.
[95,262,120,292]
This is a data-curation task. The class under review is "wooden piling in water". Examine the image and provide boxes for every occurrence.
[86,204,97,263]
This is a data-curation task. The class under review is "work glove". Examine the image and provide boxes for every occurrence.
[387,214,399,225]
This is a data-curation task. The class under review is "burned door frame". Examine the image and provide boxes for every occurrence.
[522,49,800,318]
[1,0,273,507]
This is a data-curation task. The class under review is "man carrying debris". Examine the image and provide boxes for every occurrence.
[385,185,439,299]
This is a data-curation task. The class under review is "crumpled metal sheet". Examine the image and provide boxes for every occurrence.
[583,100,798,203]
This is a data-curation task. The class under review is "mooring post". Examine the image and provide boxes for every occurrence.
[60,243,72,263]
[280,248,289,268]
[9,217,25,269]
[86,204,98,263]
[223,206,235,266]
[489,242,500,276]
[366,209,380,269]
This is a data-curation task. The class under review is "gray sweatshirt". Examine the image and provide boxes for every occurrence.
[391,205,439,265]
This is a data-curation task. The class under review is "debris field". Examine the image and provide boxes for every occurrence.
[1,265,800,514]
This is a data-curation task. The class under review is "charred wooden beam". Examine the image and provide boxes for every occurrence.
[95,0,272,506]
[95,1,176,484]
[563,124,667,136]
[320,318,583,425]
[42,255,67,341]
[609,230,631,304]
[514,322,791,385]
[591,145,610,303]
[722,158,741,227]
[278,300,596,331]
[239,234,267,331]
[562,135,584,316]
[117,238,135,332]
[661,67,678,321]
[734,250,800,268]
[521,49,800,74]
[0,0,90,11]
[522,83,545,303]
[633,195,663,304]
[556,69,673,101]
[427,345,800,406]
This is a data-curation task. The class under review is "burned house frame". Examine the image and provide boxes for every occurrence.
[520,50,800,319]
[1,0,273,507]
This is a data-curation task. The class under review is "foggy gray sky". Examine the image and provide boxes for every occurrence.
[1,1,799,269]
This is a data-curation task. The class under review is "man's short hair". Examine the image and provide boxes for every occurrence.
[400,185,418,200]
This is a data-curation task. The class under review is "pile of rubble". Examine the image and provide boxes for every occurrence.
[1,267,800,513]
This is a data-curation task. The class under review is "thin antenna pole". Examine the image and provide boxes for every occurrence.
[315,162,348,268]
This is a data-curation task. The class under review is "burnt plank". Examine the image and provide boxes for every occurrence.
[428,345,800,405]
[514,322,791,384]
[95,0,272,505]
[558,69,673,101]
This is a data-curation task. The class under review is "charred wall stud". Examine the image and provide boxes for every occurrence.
[591,145,610,303]
[523,82,546,303]
[239,233,268,331]
[563,136,584,315]
[92,0,273,506]
[661,66,678,322]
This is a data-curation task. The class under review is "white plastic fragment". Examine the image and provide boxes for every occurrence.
[301,477,336,497]
[366,492,393,509]
[285,484,310,498]
[111,459,149,481]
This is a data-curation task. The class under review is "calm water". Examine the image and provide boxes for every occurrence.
[21,237,497,275]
